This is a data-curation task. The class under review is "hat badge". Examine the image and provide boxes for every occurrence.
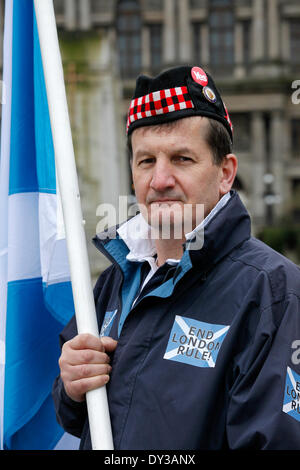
[202,86,217,103]
[191,66,208,86]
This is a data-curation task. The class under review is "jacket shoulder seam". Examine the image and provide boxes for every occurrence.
[259,290,300,313]
[227,254,299,302]
[227,253,267,274]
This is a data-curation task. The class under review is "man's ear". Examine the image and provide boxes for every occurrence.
[219,154,238,196]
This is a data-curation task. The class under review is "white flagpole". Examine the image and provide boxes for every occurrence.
[33,0,114,450]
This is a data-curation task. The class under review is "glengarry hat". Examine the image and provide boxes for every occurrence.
[126,65,233,142]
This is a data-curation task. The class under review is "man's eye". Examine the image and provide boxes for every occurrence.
[139,158,154,165]
[176,156,192,162]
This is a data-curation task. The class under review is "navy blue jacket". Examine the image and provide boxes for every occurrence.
[52,191,300,449]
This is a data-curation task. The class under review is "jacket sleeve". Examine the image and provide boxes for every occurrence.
[52,373,87,438]
[226,292,300,449]
[52,315,87,438]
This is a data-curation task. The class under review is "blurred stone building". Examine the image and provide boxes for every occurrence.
[1,0,300,273]
[50,0,300,271]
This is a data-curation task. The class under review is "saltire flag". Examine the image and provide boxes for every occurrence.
[0,0,80,450]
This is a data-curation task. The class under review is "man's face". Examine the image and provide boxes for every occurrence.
[131,116,229,237]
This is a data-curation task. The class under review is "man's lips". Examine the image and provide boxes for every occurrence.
[151,200,181,203]
[147,198,184,204]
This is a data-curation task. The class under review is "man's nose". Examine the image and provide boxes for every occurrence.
[150,161,176,191]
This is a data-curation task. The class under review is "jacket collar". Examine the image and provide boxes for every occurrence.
[115,191,231,264]
[186,190,251,272]
[93,190,251,277]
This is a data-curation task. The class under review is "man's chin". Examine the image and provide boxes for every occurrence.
[142,205,186,240]
[138,202,204,239]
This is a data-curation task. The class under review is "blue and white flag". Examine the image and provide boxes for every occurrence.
[0,0,79,450]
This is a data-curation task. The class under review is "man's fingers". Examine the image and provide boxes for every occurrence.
[62,348,111,366]
[100,336,118,352]
[65,374,111,403]
[67,333,105,352]
[63,362,112,381]
[59,334,118,402]
[64,334,118,354]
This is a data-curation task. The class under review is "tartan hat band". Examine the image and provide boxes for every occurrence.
[126,66,233,142]
[126,86,194,133]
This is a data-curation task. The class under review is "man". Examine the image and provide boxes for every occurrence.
[53,66,300,450]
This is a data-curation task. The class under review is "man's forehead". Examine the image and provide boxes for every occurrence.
[131,117,211,160]
[132,115,208,140]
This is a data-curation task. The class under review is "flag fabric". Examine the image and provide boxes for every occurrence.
[0,0,79,450]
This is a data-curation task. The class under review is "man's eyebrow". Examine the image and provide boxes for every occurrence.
[133,148,155,160]
[133,146,199,159]
[172,147,198,157]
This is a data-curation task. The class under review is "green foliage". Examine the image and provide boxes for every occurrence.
[257,223,300,263]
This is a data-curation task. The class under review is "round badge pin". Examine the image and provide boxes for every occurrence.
[202,86,217,103]
[191,66,208,86]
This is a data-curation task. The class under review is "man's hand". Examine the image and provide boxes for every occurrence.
[59,333,118,403]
